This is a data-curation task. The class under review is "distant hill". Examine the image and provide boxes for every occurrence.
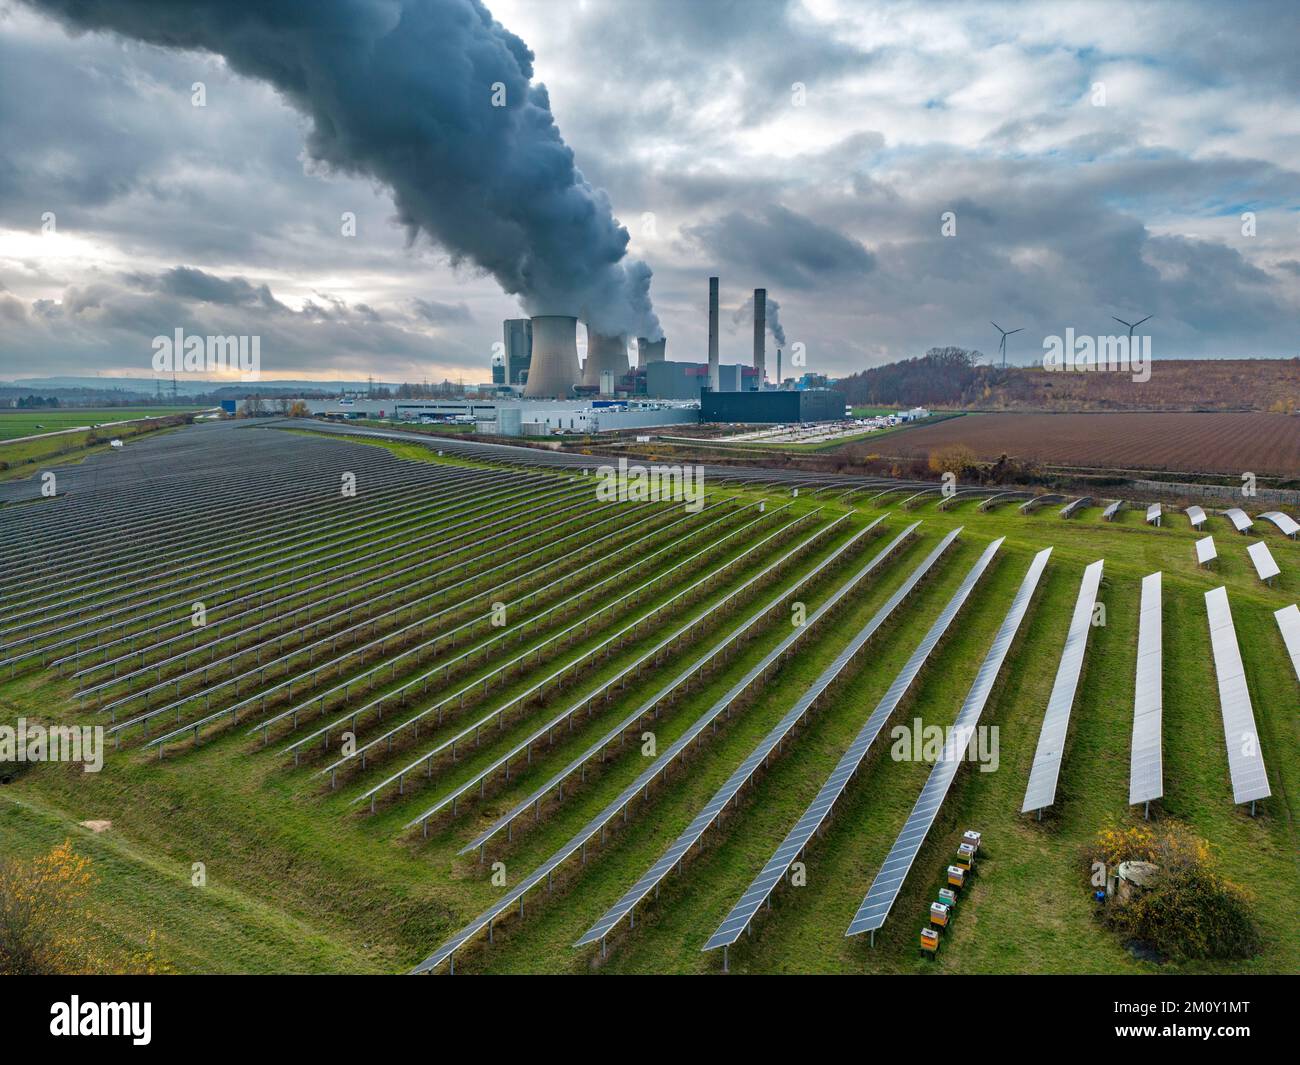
[835,351,1300,412]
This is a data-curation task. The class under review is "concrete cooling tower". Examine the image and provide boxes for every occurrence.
[581,330,629,390]
[523,315,580,397]
[636,336,667,367]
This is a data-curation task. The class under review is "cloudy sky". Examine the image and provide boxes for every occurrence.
[1,0,1297,386]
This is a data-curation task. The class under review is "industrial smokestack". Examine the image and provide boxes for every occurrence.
[523,315,580,398]
[581,330,629,391]
[753,288,767,381]
[777,347,782,387]
[708,276,720,392]
[637,336,667,367]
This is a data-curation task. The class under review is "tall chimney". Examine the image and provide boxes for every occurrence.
[522,315,579,398]
[753,288,766,381]
[708,276,720,392]
[777,347,782,387]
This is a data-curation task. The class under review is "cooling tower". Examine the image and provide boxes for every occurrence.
[523,315,580,397]
[636,336,667,367]
[753,288,766,381]
[708,276,720,392]
[581,330,629,390]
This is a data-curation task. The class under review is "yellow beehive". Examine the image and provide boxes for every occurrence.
[947,864,966,888]
[930,901,950,927]
[920,927,940,953]
[956,842,977,870]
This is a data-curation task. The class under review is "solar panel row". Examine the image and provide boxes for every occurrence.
[1129,573,1163,810]
[845,547,1052,938]
[576,526,964,950]
[1021,559,1105,814]
[1205,587,1271,807]
[1102,500,1123,521]
[703,535,1006,955]
[1186,505,1207,528]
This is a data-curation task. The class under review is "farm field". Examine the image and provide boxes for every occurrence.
[859,411,1300,478]
[0,407,203,441]
[1,419,1297,977]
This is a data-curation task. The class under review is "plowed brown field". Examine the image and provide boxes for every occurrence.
[867,411,1300,477]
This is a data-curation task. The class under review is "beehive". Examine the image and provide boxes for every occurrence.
[962,829,982,853]
[930,901,950,927]
[947,865,966,888]
[920,927,940,953]
[938,887,957,909]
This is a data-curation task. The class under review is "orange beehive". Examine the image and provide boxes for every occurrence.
[920,928,940,953]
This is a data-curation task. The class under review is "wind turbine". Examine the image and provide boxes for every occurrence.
[1111,314,1152,340]
[991,321,1023,368]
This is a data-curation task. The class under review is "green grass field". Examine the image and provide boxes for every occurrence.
[0,407,202,441]
[2,437,1296,975]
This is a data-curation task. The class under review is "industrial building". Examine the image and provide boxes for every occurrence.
[647,361,756,400]
[701,389,845,423]
[503,319,532,385]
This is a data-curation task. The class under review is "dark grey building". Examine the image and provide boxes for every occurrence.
[647,360,757,399]
[503,318,532,385]
[701,388,845,423]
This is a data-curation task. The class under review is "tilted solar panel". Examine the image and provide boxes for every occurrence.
[1186,505,1207,527]
[845,547,1052,938]
[1276,604,1300,683]
[1129,573,1163,807]
[1259,511,1299,537]
[1195,536,1216,565]
[1021,559,1105,814]
[1145,503,1161,525]
[1102,500,1123,521]
[1247,541,1281,581]
[1224,507,1254,533]
[1205,587,1271,806]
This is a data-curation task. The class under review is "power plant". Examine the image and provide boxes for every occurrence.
[522,315,580,398]
[495,276,815,412]
[581,330,629,390]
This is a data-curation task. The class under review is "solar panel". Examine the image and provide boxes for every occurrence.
[1145,503,1161,525]
[1021,559,1104,814]
[846,546,1052,938]
[1247,541,1280,582]
[1204,587,1271,806]
[704,536,1005,954]
[1186,505,1207,528]
[1259,511,1299,538]
[1060,496,1091,518]
[1224,507,1253,533]
[410,517,902,973]
[1102,500,1123,521]
[1196,536,1217,565]
[1276,604,1300,683]
[575,522,943,950]
[1129,573,1163,808]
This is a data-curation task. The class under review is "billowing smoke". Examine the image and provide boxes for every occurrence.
[25,0,660,339]
[733,294,786,346]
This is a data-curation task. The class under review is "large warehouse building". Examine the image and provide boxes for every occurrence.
[701,389,845,423]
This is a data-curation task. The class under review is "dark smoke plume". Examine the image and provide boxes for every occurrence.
[26,0,660,338]
[733,294,786,347]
